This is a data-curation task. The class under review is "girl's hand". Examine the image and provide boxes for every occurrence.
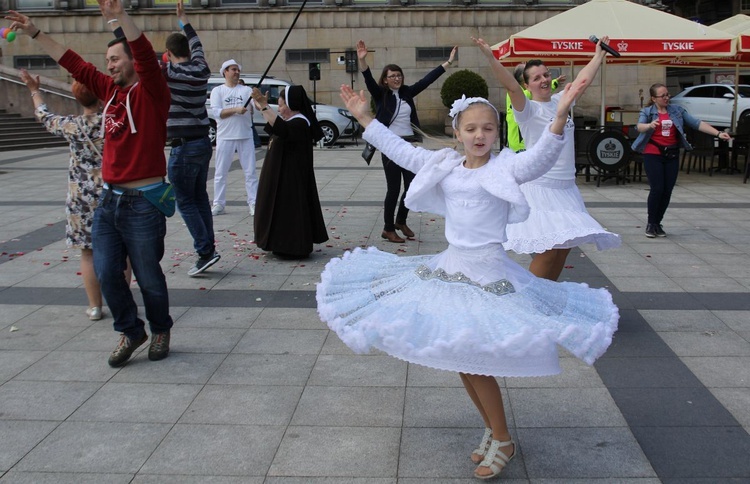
[557,81,586,117]
[339,85,373,127]
[649,119,660,130]
[718,131,732,141]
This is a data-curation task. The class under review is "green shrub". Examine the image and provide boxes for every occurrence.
[440,70,489,108]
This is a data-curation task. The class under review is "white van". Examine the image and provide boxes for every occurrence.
[206,75,359,146]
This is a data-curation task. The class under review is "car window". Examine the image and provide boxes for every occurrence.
[715,86,732,98]
[738,86,750,98]
[685,86,714,98]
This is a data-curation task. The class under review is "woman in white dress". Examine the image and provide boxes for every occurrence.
[317,83,618,480]
[475,37,621,281]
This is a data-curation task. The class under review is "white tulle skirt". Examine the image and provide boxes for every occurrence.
[316,244,619,377]
[504,177,621,254]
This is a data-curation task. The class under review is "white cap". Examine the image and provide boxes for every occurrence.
[220,59,241,76]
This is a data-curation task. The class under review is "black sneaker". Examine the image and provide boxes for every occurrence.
[655,224,667,237]
[108,333,148,367]
[187,252,221,277]
[148,331,170,361]
[645,224,657,238]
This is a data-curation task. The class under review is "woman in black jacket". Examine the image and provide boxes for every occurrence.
[357,39,457,243]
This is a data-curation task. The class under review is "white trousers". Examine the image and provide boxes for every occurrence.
[213,137,258,208]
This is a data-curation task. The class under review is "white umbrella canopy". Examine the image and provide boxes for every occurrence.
[490,0,738,124]
[492,0,736,63]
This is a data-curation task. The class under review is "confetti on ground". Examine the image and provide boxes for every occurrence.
[564,265,574,269]
[255,297,262,301]
[10,326,18,332]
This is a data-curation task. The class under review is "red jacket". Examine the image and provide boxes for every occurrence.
[58,34,170,184]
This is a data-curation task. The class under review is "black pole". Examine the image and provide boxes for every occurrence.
[244,0,308,107]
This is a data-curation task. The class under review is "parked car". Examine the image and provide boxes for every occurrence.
[669,83,750,128]
[206,75,359,146]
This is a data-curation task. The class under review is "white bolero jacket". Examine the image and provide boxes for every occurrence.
[362,120,565,224]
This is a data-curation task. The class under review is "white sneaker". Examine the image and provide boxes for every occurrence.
[86,307,103,321]
[249,203,256,217]
[211,204,224,216]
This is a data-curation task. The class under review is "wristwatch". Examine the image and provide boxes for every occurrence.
[261,106,269,111]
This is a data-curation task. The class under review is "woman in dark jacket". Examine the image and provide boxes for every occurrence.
[251,85,329,258]
[632,83,730,238]
[357,39,457,243]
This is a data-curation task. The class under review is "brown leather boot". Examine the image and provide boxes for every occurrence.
[394,223,415,238]
[381,230,405,243]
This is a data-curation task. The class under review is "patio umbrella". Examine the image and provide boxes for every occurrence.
[491,0,737,124]
[653,15,750,130]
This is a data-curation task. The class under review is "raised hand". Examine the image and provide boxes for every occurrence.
[251,87,268,110]
[356,40,368,61]
[98,0,124,20]
[176,0,188,27]
[472,37,494,60]
[19,68,41,92]
[339,85,373,127]
[448,45,458,64]
[5,10,39,37]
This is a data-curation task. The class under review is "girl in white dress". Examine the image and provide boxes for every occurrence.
[474,37,621,281]
[317,83,618,480]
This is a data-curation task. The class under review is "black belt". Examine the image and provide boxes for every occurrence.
[170,136,205,147]
[101,185,144,204]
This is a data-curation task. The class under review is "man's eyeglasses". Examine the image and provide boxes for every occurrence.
[654,94,671,99]
[387,74,403,80]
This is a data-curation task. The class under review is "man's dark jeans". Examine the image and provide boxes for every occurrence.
[93,191,173,340]
[168,136,215,256]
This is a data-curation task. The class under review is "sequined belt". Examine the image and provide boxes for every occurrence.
[414,265,516,296]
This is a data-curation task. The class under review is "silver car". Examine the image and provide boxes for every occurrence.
[669,83,750,128]
[206,75,359,146]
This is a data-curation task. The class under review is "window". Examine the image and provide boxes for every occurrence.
[14,0,54,8]
[221,0,258,5]
[286,49,329,64]
[416,47,456,63]
[685,86,714,98]
[742,0,750,12]
[14,55,58,70]
[153,0,179,7]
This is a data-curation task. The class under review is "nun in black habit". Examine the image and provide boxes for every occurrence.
[251,85,329,259]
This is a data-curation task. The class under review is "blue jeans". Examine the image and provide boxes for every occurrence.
[93,191,173,340]
[168,136,215,256]
[643,153,679,225]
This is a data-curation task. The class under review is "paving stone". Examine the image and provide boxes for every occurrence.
[0,471,134,483]
[0,380,101,420]
[509,387,626,428]
[517,427,656,479]
[268,426,400,477]
[181,384,303,425]
[0,421,58,471]
[69,382,202,423]
[308,354,407,387]
[15,421,171,473]
[233,328,328,354]
[291,385,403,427]
[139,424,284,476]
[208,354,316,386]
[14,350,118,382]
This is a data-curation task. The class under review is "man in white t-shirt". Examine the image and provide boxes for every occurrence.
[210,59,258,216]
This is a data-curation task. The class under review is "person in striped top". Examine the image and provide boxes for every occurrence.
[163,0,220,277]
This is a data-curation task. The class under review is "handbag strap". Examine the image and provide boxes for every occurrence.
[75,116,102,158]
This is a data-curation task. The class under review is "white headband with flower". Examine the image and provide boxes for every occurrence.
[449,95,499,129]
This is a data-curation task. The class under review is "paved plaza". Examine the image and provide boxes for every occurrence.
[0,139,749,483]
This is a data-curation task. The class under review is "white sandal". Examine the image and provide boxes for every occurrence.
[474,438,515,480]
[470,427,493,464]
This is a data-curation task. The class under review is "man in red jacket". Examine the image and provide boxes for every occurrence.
[8,0,174,368]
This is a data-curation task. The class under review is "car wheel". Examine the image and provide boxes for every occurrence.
[740,111,750,125]
[319,121,339,146]
[209,120,217,146]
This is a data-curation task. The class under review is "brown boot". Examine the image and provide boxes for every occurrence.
[381,230,405,243]
[394,223,415,238]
